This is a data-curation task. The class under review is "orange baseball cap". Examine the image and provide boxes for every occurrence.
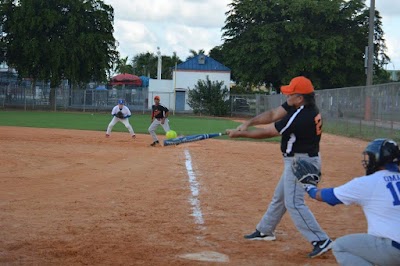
[154,95,160,100]
[280,76,314,95]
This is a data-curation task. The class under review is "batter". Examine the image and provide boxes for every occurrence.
[227,76,331,258]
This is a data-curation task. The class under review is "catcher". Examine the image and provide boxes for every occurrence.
[106,99,136,139]
[294,138,400,266]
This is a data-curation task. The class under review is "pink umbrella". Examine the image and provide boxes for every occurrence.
[110,73,142,86]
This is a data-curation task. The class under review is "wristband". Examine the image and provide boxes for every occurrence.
[307,187,318,199]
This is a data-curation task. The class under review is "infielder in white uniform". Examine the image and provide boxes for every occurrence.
[301,138,400,266]
[106,99,136,138]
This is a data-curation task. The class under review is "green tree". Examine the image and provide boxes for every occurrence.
[1,0,118,108]
[0,23,5,64]
[370,9,390,75]
[209,45,225,65]
[114,56,133,74]
[161,51,182,79]
[132,52,157,78]
[221,0,389,89]
[209,44,242,86]
[373,68,391,84]
[186,49,206,60]
[132,51,182,79]
[187,76,229,116]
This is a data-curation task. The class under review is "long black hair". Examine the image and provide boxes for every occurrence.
[301,92,319,112]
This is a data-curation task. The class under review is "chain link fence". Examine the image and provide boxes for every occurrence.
[317,83,400,141]
[69,87,150,113]
[230,82,400,141]
[0,79,152,113]
[1,78,399,141]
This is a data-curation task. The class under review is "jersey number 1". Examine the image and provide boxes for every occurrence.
[387,182,400,206]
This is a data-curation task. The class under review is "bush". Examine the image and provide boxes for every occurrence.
[187,76,229,116]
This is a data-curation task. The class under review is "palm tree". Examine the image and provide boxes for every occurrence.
[115,56,133,74]
[186,49,206,60]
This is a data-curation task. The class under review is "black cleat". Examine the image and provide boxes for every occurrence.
[308,239,332,258]
[244,229,276,241]
[150,140,160,147]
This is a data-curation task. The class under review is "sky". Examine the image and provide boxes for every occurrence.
[104,0,400,71]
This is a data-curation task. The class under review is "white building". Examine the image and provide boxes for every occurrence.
[148,54,231,112]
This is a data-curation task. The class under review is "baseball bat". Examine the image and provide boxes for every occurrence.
[163,132,225,146]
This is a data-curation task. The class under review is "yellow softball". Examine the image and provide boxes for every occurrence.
[166,130,178,139]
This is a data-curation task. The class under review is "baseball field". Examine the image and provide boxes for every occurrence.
[0,114,369,265]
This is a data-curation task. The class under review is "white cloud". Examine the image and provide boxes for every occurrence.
[112,20,157,58]
[105,0,230,60]
[371,0,400,69]
[376,1,400,17]
[106,0,229,27]
[107,0,400,70]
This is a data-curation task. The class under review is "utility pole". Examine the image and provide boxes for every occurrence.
[366,0,375,86]
[364,0,375,121]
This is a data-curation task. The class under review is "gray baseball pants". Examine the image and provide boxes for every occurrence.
[256,154,330,242]
[148,118,170,142]
[332,233,400,266]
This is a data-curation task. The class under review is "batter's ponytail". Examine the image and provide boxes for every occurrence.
[302,92,319,112]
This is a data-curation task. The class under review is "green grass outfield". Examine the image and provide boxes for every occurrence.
[0,110,280,142]
[2,110,397,143]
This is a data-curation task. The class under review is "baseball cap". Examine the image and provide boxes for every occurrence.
[117,99,125,104]
[280,76,314,95]
[154,95,160,100]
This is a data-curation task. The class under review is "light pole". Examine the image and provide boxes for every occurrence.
[364,0,375,121]
[366,0,375,86]
[157,47,162,80]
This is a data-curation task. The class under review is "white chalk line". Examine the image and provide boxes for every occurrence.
[181,149,230,263]
[184,149,205,232]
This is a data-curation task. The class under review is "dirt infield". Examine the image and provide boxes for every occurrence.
[0,127,368,265]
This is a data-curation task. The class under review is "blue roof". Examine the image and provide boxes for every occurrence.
[177,55,230,72]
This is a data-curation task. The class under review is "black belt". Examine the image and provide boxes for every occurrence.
[283,152,319,158]
[393,240,400,250]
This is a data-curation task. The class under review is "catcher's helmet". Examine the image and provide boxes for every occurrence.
[362,138,400,175]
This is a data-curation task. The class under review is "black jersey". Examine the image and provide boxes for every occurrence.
[274,102,322,155]
[152,104,169,119]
